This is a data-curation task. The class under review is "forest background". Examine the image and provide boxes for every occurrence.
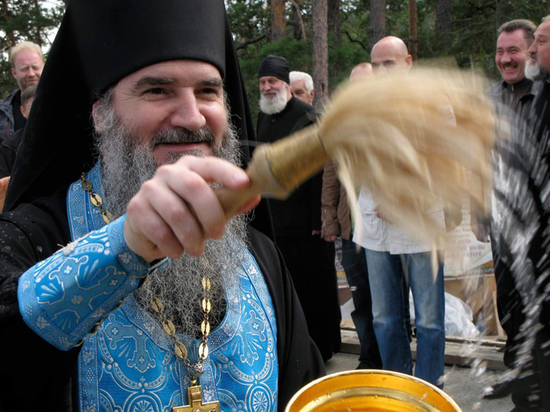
[1,0,549,120]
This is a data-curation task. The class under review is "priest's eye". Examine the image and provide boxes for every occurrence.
[197,87,221,99]
[145,88,166,95]
[201,87,219,94]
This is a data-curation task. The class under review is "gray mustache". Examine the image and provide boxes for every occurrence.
[151,128,214,146]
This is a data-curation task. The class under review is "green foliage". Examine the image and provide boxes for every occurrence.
[229,0,549,109]
[328,33,372,89]
[226,0,269,45]
[339,1,370,53]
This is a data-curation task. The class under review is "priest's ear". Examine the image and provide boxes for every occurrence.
[91,98,108,134]
[91,88,115,134]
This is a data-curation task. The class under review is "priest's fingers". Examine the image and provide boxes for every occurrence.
[124,202,180,261]
[124,156,252,261]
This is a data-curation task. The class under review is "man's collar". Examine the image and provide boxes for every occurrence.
[4,89,21,103]
[503,77,532,90]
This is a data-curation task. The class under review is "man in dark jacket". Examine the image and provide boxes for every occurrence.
[489,19,537,111]
[0,84,36,180]
[0,2,324,411]
[483,19,537,401]
[491,14,550,412]
[256,55,341,362]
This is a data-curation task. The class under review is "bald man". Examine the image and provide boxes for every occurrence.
[370,36,412,73]
[354,35,446,387]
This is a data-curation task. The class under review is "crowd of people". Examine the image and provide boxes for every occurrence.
[0,2,549,411]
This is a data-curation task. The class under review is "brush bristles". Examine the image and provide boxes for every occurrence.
[319,68,495,247]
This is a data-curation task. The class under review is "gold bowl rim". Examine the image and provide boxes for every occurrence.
[285,369,462,412]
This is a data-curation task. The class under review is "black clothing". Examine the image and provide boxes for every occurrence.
[258,55,290,84]
[257,96,341,361]
[11,91,26,131]
[489,78,533,112]
[0,189,324,411]
[487,78,535,369]
[492,79,550,411]
[0,128,22,178]
[257,97,320,236]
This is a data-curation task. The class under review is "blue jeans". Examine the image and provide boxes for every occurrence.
[341,239,381,368]
[365,249,445,387]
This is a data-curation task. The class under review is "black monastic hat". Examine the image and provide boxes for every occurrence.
[258,55,291,84]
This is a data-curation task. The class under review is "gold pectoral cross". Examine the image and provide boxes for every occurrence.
[172,383,220,412]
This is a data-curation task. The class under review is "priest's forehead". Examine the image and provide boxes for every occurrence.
[123,60,224,88]
[94,60,225,104]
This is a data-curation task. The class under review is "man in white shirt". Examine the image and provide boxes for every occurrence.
[353,36,446,388]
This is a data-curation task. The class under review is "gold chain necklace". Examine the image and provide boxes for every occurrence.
[80,173,220,412]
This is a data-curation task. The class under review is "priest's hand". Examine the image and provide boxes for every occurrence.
[123,156,260,262]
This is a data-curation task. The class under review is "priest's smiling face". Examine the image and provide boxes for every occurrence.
[97,60,228,166]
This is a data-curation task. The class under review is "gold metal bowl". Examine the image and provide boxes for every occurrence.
[285,370,462,412]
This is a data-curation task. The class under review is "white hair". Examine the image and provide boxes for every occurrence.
[290,71,314,93]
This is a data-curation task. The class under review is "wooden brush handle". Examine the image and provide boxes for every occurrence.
[216,125,328,219]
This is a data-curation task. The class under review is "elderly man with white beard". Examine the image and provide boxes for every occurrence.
[0,2,325,412]
[256,55,342,363]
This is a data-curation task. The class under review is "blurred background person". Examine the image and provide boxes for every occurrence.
[0,84,36,179]
[320,61,382,369]
[0,41,44,143]
[289,70,315,105]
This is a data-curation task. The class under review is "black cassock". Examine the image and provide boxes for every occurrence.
[257,96,342,361]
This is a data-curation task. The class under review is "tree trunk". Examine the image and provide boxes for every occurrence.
[494,0,502,29]
[409,0,417,61]
[435,0,452,51]
[369,0,386,51]
[271,0,287,42]
[312,0,328,109]
[289,0,306,40]
[1,0,15,46]
[328,0,341,43]
[32,0,44,45]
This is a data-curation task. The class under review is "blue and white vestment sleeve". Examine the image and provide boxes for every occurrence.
[18,216,154,350]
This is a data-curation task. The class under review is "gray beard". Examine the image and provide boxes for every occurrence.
[525,60,547,81]
[259,90,288,115]
[94,104,249,337]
